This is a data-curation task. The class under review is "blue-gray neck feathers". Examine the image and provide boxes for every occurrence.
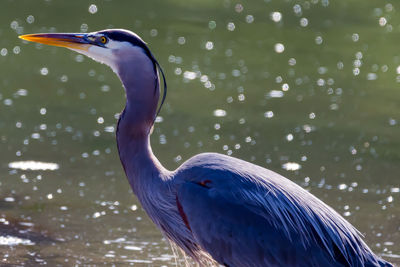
[113,35,166,194]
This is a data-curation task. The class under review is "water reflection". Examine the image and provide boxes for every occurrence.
[8,161,59,171]
[282,162,301,171]
[0,215,54,247]
[0,235,34,246]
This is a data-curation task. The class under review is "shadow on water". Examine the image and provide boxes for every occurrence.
[0,202,59,266]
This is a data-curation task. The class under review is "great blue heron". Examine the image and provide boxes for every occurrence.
[20,29,393,267]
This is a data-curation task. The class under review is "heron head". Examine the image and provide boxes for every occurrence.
[19,29,154,73]
[20,29,167,122]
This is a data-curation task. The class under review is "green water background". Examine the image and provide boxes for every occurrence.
[0,0,399,265]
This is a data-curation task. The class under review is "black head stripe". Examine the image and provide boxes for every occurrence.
[100,29,154,69]
[99,29,149,51]
[98,29,167,122]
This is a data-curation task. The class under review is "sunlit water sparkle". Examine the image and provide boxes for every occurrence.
[8,161,59,171]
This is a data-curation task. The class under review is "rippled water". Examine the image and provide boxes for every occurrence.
[0,0,399,265]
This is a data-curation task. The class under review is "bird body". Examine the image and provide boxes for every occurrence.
[20,29,393,267]
[173,153,390,266]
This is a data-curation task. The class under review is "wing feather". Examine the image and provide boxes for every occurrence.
[174,153,383,267]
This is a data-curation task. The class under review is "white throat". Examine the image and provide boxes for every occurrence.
[70,39,139,74]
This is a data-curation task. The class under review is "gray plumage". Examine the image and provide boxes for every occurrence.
[21,29,393,267]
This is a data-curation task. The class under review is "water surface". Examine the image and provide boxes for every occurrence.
[0,0,399,265]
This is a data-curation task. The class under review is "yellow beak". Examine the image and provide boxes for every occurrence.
[19,33,90,51]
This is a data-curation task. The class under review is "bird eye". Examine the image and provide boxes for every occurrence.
[100,36,108,44]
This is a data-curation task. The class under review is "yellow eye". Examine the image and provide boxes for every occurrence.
[100,36,107,44]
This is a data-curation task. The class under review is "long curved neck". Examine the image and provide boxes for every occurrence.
[117,119,166,194]
[115,47,167,194]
